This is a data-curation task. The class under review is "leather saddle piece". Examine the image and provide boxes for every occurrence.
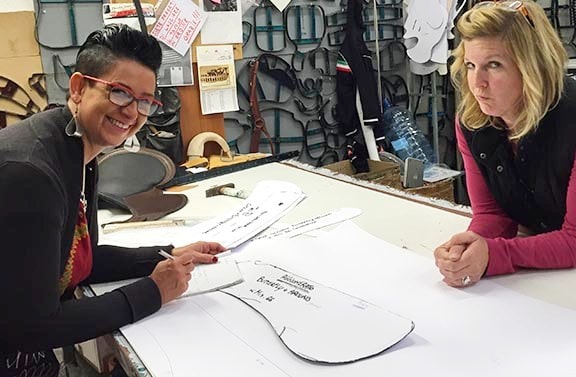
[98,147,188,222]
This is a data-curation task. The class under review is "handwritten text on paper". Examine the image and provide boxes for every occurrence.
[151,0,206,56]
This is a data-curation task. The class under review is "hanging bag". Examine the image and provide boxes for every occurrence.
[136,87,185,164]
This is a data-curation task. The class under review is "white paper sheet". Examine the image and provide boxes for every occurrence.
[150,0,206,56]
[268,0,291,12]
[423,165,462,183]
[115,223,576,377]
[196,45,239,114]
[99,180,305,249]
[223,261,414,363]
[157,41,194,87]
[253,208,362,240]
[90,257,243,298]
[199,0,243,44]
[179,180,305,248]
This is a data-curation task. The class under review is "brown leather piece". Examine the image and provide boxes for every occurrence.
[249,58,274,154]
[98,147,188,223]
[123,188,188,222]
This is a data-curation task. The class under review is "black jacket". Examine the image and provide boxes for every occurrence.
[461,79,576,233]
[336,0,385,144]
[0,107,167,355]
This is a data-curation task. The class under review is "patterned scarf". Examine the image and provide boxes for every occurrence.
[58,200,93,295]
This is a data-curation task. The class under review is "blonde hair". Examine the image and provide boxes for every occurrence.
[450,0,567,139]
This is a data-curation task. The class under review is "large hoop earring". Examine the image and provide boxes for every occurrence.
[65,106,82,137]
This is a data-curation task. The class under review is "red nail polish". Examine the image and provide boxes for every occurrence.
[212,256,218,263]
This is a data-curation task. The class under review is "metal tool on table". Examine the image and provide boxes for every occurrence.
[206,183,250,199]
[101,218,194,234]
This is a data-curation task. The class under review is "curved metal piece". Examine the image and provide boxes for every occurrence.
[308,47,339,77]
[236,54,297,105]
[303,118,328,162]
[296,76,323,98]
[253,3,287,52]
[326,8,348,27]
[294,94,330,115]
[304,118,345,167]
[224,117,252,153]
[259,107,305,155]
[380,40,407,72]
[385,74,410,109]
[362,3,403,23]
[284,4,327,71]
[327,26,347,46]
[363,23,404,42]
[242,21,253,47]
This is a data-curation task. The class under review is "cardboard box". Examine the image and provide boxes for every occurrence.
[324,160,401,188]
[0,11,39,59]
[0,10,46,126]
[324,160,454,202]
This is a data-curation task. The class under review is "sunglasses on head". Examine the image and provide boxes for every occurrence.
[82,75,162,116]
[473,1,535,28]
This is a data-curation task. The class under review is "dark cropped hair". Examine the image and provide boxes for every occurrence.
[75,24,162,78]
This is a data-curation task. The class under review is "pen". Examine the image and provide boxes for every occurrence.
[215,249,232,258]
[159,249,231,262]
[158,249,175,260]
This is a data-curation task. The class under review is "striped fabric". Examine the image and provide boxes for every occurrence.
[336,55,352,73]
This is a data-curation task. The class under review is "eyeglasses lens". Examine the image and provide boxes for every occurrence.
[109,87,156,116]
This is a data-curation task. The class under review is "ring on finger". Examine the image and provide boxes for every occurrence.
[462,275,471,286]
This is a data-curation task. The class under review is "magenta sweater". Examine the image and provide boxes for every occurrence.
[456,121,576,275]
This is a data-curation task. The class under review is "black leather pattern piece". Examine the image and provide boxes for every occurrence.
[97,147,187,222]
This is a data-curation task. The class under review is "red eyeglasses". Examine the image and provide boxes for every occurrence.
[473,1,535,28]
[82,75,162,116]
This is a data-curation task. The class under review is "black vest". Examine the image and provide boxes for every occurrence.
[461,78,576,234]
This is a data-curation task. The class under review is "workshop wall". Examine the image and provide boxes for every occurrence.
[0,0,47,127]
[19,0,576,201]
[34,0,104,104]
[227,0,409,167]
[31,0,410,168]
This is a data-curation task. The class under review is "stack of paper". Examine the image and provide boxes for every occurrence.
[90,257,243,299]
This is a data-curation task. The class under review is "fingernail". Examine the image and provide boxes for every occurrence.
[212,256,218,263]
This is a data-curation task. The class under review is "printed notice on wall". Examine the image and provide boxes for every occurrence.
[196,44,239,114]
[151,0,206,56]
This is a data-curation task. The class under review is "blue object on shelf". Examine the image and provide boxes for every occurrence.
[382,98,437,168]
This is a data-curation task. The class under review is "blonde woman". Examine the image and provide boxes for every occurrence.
[434,1,576,287]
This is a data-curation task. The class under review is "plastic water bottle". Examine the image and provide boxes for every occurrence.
[382,99,437,167]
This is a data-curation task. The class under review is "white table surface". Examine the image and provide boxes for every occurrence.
[95,161,576,377]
